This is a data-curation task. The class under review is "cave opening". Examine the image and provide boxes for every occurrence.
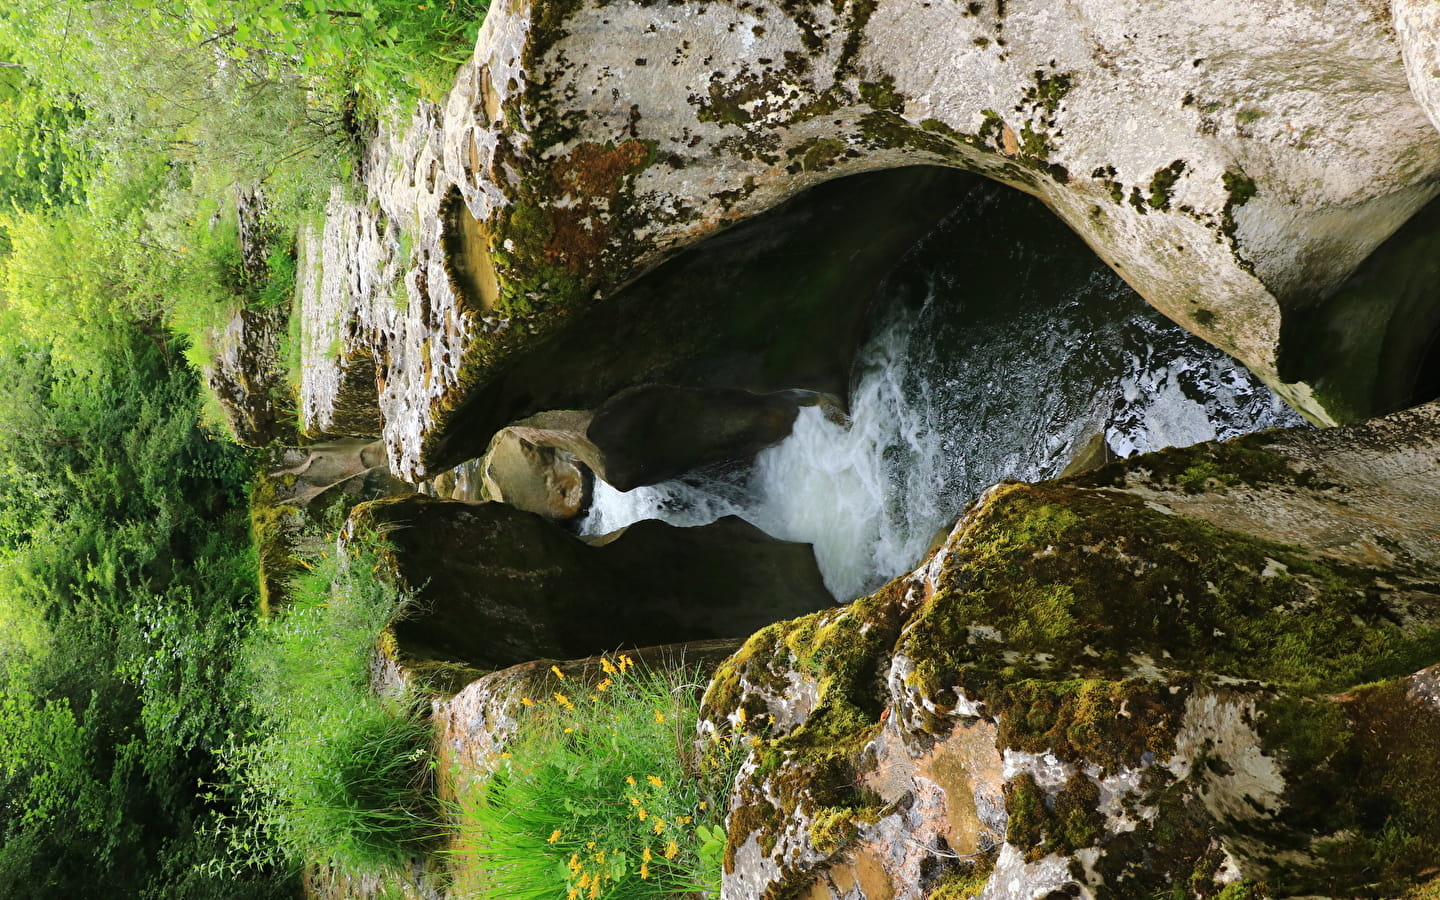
[458,165,1306,600]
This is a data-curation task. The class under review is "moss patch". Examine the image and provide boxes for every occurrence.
[898,479,1440,710]
[702,583,909,886]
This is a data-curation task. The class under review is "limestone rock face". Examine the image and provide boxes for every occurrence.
[701,402,1440,899]
[1396,0,1440,138]
[206,304,296,447]
[303,0,1440,477]
[349,495,835,671]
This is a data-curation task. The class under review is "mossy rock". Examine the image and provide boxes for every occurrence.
[701,408,1440,898]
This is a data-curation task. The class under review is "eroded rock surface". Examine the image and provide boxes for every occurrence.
[701,401,1440,899]
[207,304,297,447]
[302,0,1440,478]
[349,495,835,671]
[1396,0,1440,138]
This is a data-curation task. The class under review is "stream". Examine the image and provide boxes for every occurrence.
[580,184,1306,600]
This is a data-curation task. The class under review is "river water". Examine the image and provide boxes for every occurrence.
[580,183,1305,600]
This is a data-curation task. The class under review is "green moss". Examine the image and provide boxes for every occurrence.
[1215,883,1272,900]
[250,469,304,615]
[927,865,992,899]
[1003,772,1047,854]
[809,803,884,854]
[1051,772,1104,851]
[899,479,1440,715]
[1021,70,1074,115]
[859,77,905,113]
[702,585,908,886]
[1147,160,1187,211]
[995,679,1186,774]
[785,137,850,174]
[1235,107,1267,125]
[1219,167,1259,273]
[1174,460,1235,493]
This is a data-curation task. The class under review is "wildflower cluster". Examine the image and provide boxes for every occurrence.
[451,654,742,899]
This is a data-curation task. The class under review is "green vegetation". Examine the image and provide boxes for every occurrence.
[451,654,741,899]
[211,539,438,875]
[0,1,485,894]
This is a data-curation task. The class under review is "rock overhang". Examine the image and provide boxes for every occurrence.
[300,0,1440,484]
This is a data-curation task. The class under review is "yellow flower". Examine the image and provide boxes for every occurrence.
[665,840,679,859]
[597,678,612,691]
[637,808,648,820]
[554,692,575,709]
[654,711,666,724]
[551,665,566,680]
[699,801,708,810]
[564,727,575,733]
[630,796,641,806]
[640,863,650,880]
[642,847,652,862]
[500,751,512,759]
[625,776,637,786]
[601,657,617,675]
[568,854,581,871]
[653,818,665,835]
[647,775,664,788]
[548,829,562,843]
[521,697,536,707]
[568,889,579,900]
[619,654,634,671]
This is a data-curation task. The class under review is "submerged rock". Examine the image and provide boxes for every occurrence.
[701,401,1440,899]
[348,495,835,672]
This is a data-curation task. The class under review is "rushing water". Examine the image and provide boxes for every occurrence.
[580,183,1306,601]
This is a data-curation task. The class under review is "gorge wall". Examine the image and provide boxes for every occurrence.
[297,0,1440,480]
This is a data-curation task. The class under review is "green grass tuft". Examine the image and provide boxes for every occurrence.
[450,655,742,899]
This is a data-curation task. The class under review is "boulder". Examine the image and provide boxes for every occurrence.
[206,303,297,447]
[434,639,744,781]
[348,495,835,672]
[480,385,831,503]
[477,427,591,520]
[700,401,1440,899]
[304,0,1440,477]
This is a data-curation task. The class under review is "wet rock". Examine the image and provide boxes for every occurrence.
[349,495,835,672]
[701,402,1440,899]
